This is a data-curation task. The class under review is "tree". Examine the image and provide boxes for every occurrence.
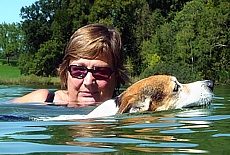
[19,0,59,75]
[52,0,91,43]
[140,62,201,83]
[88,0,151,75]
[17,0,230,84]
[172,0,230,81]
[19,0,92,76]
[140,0,230,83]
[0,23,24,63]
[20,0,57,53]
[33,40,63,76]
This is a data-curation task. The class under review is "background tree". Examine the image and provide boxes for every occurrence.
[19,0,58,75]
[0,23,24,63]
[51,0,91,43]
[140,0,229,83]
[89,0,150,75]
[33,39,63,76]
[15,0,229,84]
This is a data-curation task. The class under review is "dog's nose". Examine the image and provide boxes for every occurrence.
[205,80,214,91]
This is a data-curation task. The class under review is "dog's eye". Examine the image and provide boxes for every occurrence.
[173,83,180,92]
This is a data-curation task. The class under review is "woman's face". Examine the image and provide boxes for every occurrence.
[67,54,116,106]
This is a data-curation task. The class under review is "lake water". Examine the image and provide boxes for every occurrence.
[0,84,229,154]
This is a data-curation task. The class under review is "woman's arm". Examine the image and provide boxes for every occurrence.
[10,89,50,103]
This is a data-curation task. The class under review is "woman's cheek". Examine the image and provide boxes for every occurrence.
[68,76,83,90]
[97,80,109,88]
[98,78,116,94]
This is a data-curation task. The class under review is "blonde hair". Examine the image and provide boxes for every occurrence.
[59,24,130,95]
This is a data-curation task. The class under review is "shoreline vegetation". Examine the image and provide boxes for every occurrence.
[0,63,138,86]
[0,59,141,86]
[0,75,61,86]
[0,61,227,86]
[0,63,61,86]
[0,68,227,87]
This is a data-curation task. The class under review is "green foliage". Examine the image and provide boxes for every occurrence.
[20,0,57,53]
[18,52,34,75]
[140,62,202,83]
[33,40,63,76]
[141,0,230,84]
[19,40,63,76]
[0,23,24,60]
[1,0,229,84]
[141,39,162,67]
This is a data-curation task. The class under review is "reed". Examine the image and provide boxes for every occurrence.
[0,75,61,86]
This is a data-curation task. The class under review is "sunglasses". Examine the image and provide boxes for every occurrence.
[68,65,114,80]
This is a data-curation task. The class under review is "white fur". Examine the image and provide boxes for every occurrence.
[129,97,151,113]
[39,99,118,121]
[174,80,213,108]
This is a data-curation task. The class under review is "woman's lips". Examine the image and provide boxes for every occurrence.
[79,91,98,97]
[77,91,99,104]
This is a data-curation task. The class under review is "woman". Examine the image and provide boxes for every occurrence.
[11,24,130,107]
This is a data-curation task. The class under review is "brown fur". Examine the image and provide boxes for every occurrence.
[116,75,175,114]
[116,75,214,114]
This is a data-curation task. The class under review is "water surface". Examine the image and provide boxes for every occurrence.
[0,84,229,154]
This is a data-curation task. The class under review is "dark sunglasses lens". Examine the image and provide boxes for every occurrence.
[93,67,113,80]
[69,66,87,79]
[68,65,113,80]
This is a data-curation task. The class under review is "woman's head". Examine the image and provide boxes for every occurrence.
[59,24,130,99]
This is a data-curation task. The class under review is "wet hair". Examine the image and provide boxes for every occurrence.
[58,23,130,96]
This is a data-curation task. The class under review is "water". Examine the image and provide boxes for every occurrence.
[0,84,229,154]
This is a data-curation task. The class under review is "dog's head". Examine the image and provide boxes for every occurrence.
[116,75,214,114]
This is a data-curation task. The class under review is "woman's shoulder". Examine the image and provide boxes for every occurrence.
[11,89,50,103]
[53,90,68,102]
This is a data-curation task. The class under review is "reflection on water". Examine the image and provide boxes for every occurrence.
[0,84,229,154]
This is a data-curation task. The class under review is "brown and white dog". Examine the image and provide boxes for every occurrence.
[41,75,214,121]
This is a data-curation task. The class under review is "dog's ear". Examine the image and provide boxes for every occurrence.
[124,88,164,113]
[116,93,152,114]
[128,97,151,113]
[115,95,122,107]
[116,93,135,114]
[126,88,167,113]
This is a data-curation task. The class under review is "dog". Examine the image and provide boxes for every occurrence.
[40,75,214,121]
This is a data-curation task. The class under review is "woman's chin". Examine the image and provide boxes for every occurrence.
[68,97,99,107]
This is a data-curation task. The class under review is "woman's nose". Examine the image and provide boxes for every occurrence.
[83,72,96,85]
